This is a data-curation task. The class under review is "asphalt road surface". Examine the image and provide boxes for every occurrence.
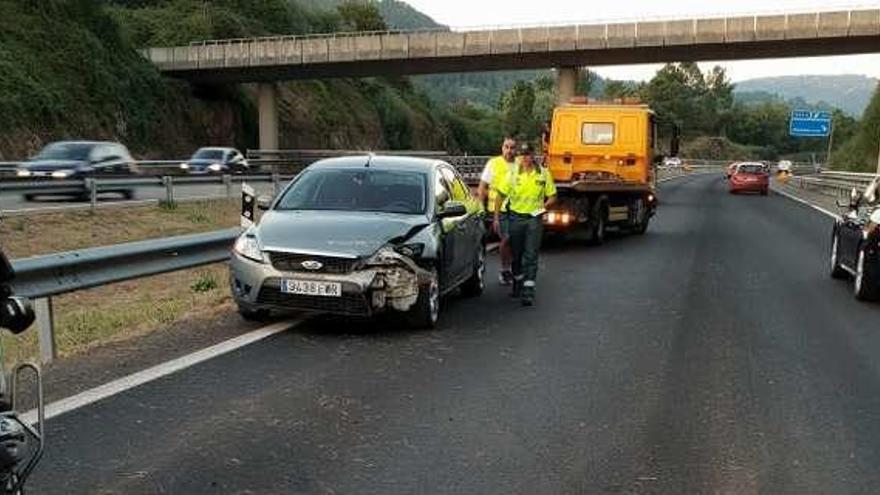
[30,174,880,494]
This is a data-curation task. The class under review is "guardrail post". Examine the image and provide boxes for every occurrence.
[34,297,56,364]
[85,178,97,211]
[162,176,175,208]
[272,171,281,196]
[223,174,232,198]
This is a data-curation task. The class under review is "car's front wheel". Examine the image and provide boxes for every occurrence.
[853,248,880,301]
[460,245,486,297]
[238,305,270,322]
[404,269,440,329]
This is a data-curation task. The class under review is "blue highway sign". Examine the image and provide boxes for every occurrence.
[789,110,832,137]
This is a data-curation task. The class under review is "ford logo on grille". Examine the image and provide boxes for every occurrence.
[301,260,323,271]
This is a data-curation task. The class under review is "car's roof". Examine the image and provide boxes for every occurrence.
[47,140,121,147]
[308,155,443,173]
[196,147,235,152]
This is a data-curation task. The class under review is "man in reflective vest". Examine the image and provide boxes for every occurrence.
[478,136,517,285]
[493,143,557,306]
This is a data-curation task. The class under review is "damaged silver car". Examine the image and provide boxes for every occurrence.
[230,155,486,328]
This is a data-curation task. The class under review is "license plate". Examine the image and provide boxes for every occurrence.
[281,279,342,297]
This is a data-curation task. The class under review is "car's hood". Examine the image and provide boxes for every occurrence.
[24,160,86,171]
[257,210,430,258]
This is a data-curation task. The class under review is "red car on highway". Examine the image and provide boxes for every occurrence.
[729,162,769,195]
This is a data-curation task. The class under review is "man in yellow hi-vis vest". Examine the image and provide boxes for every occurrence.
[478,136,517,285]
[493,143,557,306]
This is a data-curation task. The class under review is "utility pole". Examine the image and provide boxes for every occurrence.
[876,128,880,175]
[825,118,834,168]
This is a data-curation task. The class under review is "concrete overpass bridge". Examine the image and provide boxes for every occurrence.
[144,8,880,149]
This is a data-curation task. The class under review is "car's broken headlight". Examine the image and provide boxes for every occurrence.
[234,231,265,263]
[394,243,424,259]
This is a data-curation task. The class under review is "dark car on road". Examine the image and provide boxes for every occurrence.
[180,147,250,174]
[230,155,486,327]
[16,141,137,200]
[830,182,880,300]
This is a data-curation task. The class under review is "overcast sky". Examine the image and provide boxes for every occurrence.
[402,0,880,82]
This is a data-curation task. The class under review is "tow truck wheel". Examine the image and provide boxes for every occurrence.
[591,205,607,245]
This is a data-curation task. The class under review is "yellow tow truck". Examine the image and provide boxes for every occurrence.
[543,97,677,242]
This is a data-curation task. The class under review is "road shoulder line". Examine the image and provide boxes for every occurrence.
[770,185,837,220]
[21,319,300,424]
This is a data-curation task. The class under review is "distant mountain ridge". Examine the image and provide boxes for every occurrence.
[733,75,878,117]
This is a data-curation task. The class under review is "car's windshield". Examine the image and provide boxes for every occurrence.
[192,149,225,160]
[276,168,428,214]
[33,143,93,161]
[737,164,766,174]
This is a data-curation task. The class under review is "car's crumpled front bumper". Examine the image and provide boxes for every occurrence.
[230,249,432,317]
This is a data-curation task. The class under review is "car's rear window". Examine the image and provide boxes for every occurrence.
[737,164,766,174]
[276,169,428,214]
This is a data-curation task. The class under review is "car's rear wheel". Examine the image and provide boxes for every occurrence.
[853,248,880,301]
[760,188,768,196]
[23,194,35,202]
[830,233,848,279]
[460,245,486,297]
[404,269,440,329]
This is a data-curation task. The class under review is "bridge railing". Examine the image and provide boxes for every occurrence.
[144,8,879,72]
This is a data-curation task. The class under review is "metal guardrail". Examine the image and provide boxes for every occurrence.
[785,171,879,200]
[9,228,240,363]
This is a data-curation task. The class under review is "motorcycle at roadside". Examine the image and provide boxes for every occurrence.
[0,250,44,494]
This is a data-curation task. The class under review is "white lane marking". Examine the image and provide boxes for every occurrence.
[657,170,719,183]
[21,319,300,425]
[770,185,837,220]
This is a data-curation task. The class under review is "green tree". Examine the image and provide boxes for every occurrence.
[831,83,880,171]
[337,1,387,32]
[500,81,536,138]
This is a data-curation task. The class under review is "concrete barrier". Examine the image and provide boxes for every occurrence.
[280,39,302,64]
[849,9,880,36]
[818,11,850,37]
[696,18,726,43]
[548,26,577,51]
[577,24,606,49]
[302,38,329,63]
[198,44,225,69]
[520,27,550,52]
[382,34,408,59]
[636,21,665,47]
[725,17,754,43]
[172,46,198,70]
[786,13,818,39]
[463,30,491,56]
[606,23,636,48]
[225,42,249,66]
[355,35,383,60]
[436,32,465,57]
[408,32,436,58]
[328,36,355,62]
[665,20,694,45]
[756,15,787,41]
[252,40,281,65]
[490,29,520,54]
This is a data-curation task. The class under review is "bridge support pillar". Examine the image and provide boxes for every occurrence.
[258,82,279,151]
[556,67,578,105]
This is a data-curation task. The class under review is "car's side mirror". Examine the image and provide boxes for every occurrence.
[438,200,467,218]
[850,188,863,210]
[257,195,272,211]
